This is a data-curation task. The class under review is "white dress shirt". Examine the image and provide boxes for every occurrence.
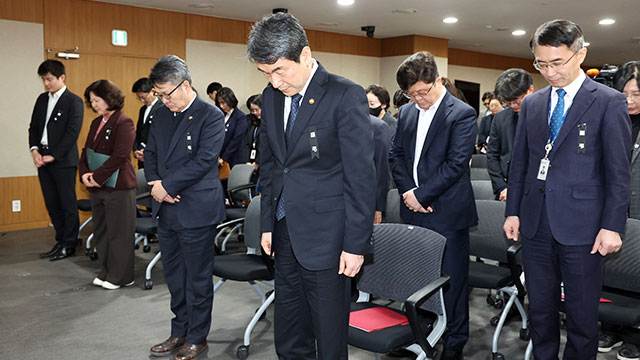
[283,59,319,130]
[413,89,447,187]
[143,97,158,124]
[548,70,586,123]
[41,86,67,146]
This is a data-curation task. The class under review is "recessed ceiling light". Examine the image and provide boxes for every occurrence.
[599,18,615,25]
[188,3,213,9]
[392,8,417,14]
[512,29,526,36]
[337,0,354,5]
[443,17,458,24]
[583,42,591,47]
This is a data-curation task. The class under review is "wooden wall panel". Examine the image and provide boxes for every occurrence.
[381,35,448,57]
[306,29,381,57]
[0,0,43,24]
[186,14,249,44]
[449,48,536,73]
[381,36,415,57]
[0,176,50,232]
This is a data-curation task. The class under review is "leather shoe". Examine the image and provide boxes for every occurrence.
[174,343,208,360]
[49,247,75,261]
[150,336,186,357]
[442,348,463,360]
[40,243,62,258]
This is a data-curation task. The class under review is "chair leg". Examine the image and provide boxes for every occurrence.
[249,281,266,304]
[79,216,92,232]
[221,223,243,253]
[86,233,94,253]
[525,339,533,360]
[243,291,275,346]
[492,289,518,353]
[214,279,226,293]
[145,251,161,288]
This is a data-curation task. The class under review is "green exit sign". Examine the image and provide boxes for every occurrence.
[111,30,127,47]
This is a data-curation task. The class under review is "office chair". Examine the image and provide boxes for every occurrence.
[78,199,96,258]
[471,180,495,200]
[470,167,491,181]
[471,153,488,168]
[215,164,256,253]
[349,223,449,360]
[382,188,402,224]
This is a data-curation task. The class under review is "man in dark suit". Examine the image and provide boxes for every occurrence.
[28,59,83,261]
[131,77,163,169]
[145,55,226,360]
[389,51,478,360]
[247,13,376,359]
[504,20,631,359]
[486,68,534,201]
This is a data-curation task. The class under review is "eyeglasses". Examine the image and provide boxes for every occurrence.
[505,94,526,108]
[153,80,185,100]
[404,83,434,100]
[624,91,640,101]
[533,51,578,72]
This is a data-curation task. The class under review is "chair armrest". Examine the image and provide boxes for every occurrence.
[507,243,526,296]
[404,275,450,359]
[216,217,245,230]
[227,183,256,206]
[135,192,151,201]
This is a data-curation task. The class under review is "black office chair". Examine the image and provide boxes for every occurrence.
[471,153,488,168]
[133,168,155,253]
[382,188,403,224]
[349,223,449,360]
[470,167,491,181]
[78,199,96,258]
[216,164,256,253]
[472,180,495,200]
[212,196,274,360]
[469,200,529,360]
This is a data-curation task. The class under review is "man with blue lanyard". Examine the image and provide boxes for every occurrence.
[503,19,631,359]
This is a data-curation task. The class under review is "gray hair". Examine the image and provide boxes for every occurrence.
[529,19,584,53]
[149,55,192,85]
[247,12,309,64]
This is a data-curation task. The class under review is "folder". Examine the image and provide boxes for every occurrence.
[349,307,410,332]
[86,148,119,188]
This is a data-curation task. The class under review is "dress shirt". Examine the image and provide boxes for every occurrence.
[41,86,67,146]
[548,70,586,124]
[224,108,233,124]
[143,97,158,124]
[283,59,319,129]
[413,89,447,186]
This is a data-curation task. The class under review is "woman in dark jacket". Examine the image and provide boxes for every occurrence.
[243,94,261,170]
[79,79,136,290]
[217,87,248,169]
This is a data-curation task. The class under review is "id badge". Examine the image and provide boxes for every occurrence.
[250,149,256,160]
[537,158,550,181]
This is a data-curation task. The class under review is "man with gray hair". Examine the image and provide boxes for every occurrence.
[504,20,630,359]
[248,12,376,359]
[145,55,226,360]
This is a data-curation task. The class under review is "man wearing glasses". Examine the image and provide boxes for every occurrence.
[389,51,478,360]
[503,20,630,359]
[144,55,226,360]
[486,68,534,201]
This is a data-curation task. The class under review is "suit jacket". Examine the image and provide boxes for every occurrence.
[381,110,397,141]
[506,77,631,245]
[259,63,376,271]
[145,95,227,228]
[389,92,478,234]
[134,100,164,151]
[477,113,493,149]
[486,108,518,195]
[28,89,83,167]
[630,115,640,219]
[220,108,248,167]
[242,121,260,164]
[371,115,391,212]
[78,110,137,191]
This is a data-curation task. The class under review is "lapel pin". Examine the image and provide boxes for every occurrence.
[309,98,315,105]
[188,116,193,120]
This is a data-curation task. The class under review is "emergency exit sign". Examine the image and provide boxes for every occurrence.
[111,30,127,47]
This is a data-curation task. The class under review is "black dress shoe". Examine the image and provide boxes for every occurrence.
[50,247,75,261]
[442,348,463,360]
[40,243,62,258]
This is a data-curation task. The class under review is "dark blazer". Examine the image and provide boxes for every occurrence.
[145,95,226,228]
[259,63,376,271]
[134,99,164,151]
[220,108,248,167]
[28,89,83,167]
[486,108,518,195]
[370,115,391,212]
[477,113,493,149]
[389,92,479,234]
[78,110,137,191]
[242,121,260,164]
[506,77,631,245]
[381,110,397,141]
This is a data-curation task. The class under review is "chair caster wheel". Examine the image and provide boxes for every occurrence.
[520,328,531,340]
[255,308,267,321]
[144,280,153,290]
[237,345,249,360]
[143,245,151,253]
[490,315,500,327]
[486,294,495,306]
[494,298,504,309]
[492,352,505,360]
[85,249,91,256]
[90,251,98,261]
[238,234,244,242]
[134,243,140,250]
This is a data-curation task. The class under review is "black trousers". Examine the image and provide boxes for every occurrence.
[440,229,470,351]
[158,205,216,344]
[273,218,350,360]
[522,202,604,360]
[90,188,136,285]
[37,165,79,248]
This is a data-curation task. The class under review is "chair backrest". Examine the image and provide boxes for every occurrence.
[471,180,495,200]
[135,169,153,208]
[243,196,261,250]
[603,218,640,292]
[227,164,255,203]
[469,200,514,263]
[470,167,491,181]
[471,154,488,168]
[382,188,403,224]
[357,223,446,314]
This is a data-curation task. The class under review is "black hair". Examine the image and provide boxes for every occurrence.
[393,89,409,108]
[613,61,640,93]
[246,94,262,109]
[207,82,222,95]
[396,51,439,91]
[216,87,238,109]
[149,55,191,85]
[529,19,584,52]
[482,91,495,102]
[131,77,153,93]
[37,59,65,78]
[247,12,309,64]
[365,84,391,109]
[494,68,533,102]
[84,80,125,112]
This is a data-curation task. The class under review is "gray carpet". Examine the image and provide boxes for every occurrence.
[0,226,618,360]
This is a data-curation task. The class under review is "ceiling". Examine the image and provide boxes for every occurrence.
[95,0,640,67]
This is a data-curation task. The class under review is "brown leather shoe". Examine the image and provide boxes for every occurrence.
[150,336,186,357]
[174,342,208,360]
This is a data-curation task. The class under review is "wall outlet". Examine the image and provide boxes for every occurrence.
[12,200,21,213]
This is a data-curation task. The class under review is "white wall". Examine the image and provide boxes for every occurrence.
[0,20,45,178]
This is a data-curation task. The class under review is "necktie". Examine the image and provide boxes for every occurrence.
[276,93,303,221]
[549,88,567,142]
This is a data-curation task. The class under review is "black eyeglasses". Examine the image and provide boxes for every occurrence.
[154,80,185,100]
[533,51,578,72]
[403,83,434,100]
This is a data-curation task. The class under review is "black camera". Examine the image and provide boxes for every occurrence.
[592,64,618,88]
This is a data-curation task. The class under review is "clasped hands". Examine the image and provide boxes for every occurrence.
[81,172,101,188]
[402,189,433,213]
[148,180,181,203]
[31,150,54,168]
